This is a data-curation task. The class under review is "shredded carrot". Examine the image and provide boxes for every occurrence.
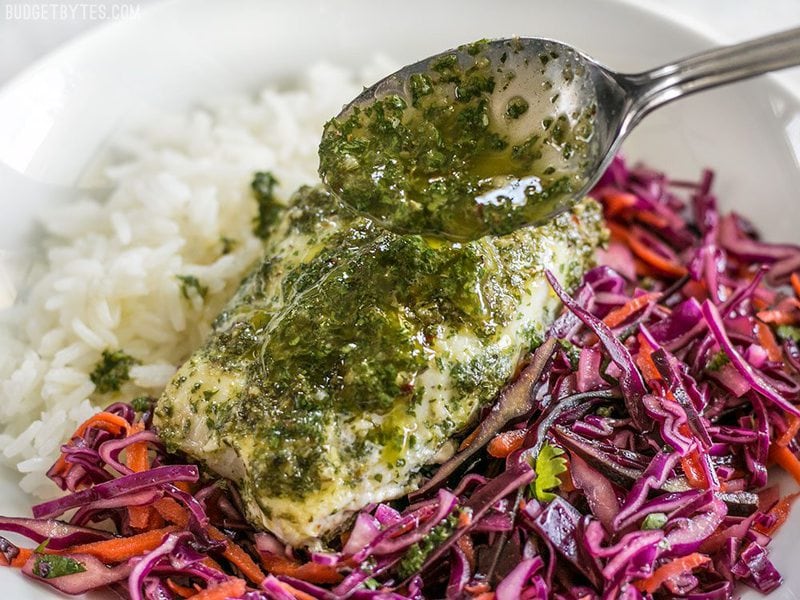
[276,581,317,600]
[634,210,670,230]
[458,425,482,451]
[792,272,800,298]
[487,430,526,458]
[473,593,496,600]
[202,556,225,572]
[126,423,153,530]
[0,547,32,569]
[208,526,265,585]
[753,493,800,536]
[188,578,246,600]
[755,321,783,362]
[634,553,711,593]
[777,415,800,448]
[259,552,343,584]
[770,445,800,485]
[682,280,708,303]
[602,192,637,216]
[465,582,491,594]
[757,309,798,325]
[457,535,476,571]
[603,292,660,329]
[635,335,662,384]
[153,497,190,528]
[457,509,473,529]
[608,222,687,278]
[167,579,197,599]
[69,526,178,563]
[681,449,710,489]
[50,412,132,478]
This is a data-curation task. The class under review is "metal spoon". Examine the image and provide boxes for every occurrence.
[320,28,800,240]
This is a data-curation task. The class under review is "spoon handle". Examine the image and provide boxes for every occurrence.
[621,26,800,124]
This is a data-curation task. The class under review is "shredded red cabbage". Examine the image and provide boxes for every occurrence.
[1,156,799,599]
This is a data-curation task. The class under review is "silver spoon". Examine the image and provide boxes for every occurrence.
[319,29,800,241]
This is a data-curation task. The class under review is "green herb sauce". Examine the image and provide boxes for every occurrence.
[157,187,604,502]
[319,39,595,240]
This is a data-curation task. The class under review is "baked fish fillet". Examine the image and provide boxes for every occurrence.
[154,186,606,547]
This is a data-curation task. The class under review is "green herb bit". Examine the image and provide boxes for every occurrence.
[131,396,152,413]
[177,275,208,300]
[776,324,800,343]
[90,349,139,394]
[396,512,458,579]
[530,442,568,502]
[251,171,282,239]
[364,577,380,590]
[705,350,730,372]
[32,553,86,579]
[505,96,529,119]
[641,512,668,530]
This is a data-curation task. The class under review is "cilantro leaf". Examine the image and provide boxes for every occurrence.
[32,554,86,579]
[531,442,568,502]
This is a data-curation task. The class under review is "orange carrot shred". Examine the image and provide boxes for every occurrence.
[757,309,798,325]
[187,578,246,600]
[487,430,526,458]
[770,445,800,485]
[777,415,800,448]
[70,526,178,563]
[0,547,32,569]
[458,425,482,451]
[602,192,637,216]
[753,493,799,536]
[607,222,688,278]
[681,449,709,489]
[635,335,662,384]
[50,412,132,479]
[603,292,660,329]
[792,272,800,298]
[124,422,154,530]
[208,526,265,585]
[634,553,710,593]
[154,497,190,528]
[634,210,669,230]
[259,553,343,584]
[276,581,317,600]
[755,321,782,363]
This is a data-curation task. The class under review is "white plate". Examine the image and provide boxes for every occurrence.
[1,0,799,597]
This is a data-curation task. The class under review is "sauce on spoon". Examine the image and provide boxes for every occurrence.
[319,39,597,240]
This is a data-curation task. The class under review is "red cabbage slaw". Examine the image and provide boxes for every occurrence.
[1,156,800,599]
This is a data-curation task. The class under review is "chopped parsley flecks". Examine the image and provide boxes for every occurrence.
[90,349,139,394]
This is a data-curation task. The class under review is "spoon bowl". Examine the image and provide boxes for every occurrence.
[320,29,800,240]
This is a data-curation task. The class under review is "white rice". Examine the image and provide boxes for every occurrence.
[0,58,396,498]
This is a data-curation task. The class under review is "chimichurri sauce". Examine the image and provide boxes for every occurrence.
[319,39,596,241]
